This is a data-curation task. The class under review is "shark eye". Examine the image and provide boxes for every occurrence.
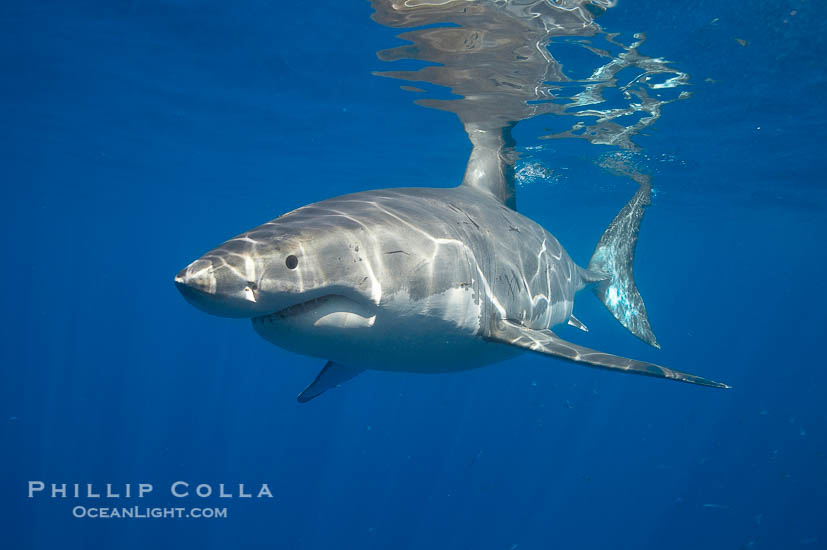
[285,255,299,270]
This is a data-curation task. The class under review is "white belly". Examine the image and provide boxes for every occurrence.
[251,288,522,372]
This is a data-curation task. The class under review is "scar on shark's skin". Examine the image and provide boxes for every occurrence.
[462,212,480,230]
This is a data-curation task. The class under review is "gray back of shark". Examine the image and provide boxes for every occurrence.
[175,123,729,402]
[250,185,580,371]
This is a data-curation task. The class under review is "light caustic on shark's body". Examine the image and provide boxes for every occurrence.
[174,125,729,401]
[175,1,729,402]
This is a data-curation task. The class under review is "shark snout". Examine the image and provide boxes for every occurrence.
[174,258,259,318]
[174,259,216,295]
[174,259,224,316]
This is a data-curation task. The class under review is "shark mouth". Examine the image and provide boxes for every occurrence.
[252,294,377,328]
[254,295,339,322]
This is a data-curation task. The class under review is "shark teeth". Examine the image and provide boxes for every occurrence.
[253,295,336,323]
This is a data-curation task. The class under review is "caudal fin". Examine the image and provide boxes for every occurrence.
[588,182,659,348]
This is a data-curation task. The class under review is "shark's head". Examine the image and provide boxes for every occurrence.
[174,203,378,320]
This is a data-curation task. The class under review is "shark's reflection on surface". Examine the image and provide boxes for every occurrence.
[371,0,690,151]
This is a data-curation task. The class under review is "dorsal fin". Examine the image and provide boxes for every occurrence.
[460,122,517,210]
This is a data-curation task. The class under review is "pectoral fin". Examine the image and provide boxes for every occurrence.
[487,319,729,389]
[297,361,365,403]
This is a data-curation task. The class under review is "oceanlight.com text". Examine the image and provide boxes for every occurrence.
[72,506,228,519]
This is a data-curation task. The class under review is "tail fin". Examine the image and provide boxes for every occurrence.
[587,182,659,348]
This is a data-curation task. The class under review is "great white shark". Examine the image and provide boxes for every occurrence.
[175,126,729,401]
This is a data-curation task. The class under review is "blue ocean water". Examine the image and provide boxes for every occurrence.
[2,1,826,549]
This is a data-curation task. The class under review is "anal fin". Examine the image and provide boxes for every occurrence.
[297,361,364,403]
[487,319,729,389]
[568,314,588,332]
